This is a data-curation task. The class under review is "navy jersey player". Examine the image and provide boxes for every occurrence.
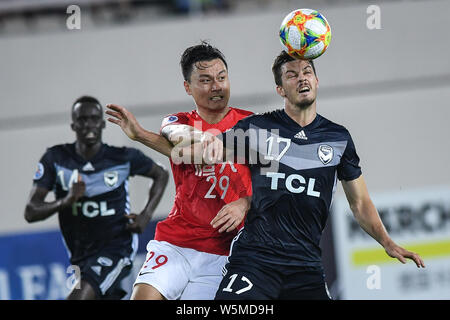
[203,51,425,300]
[24,96,169,300]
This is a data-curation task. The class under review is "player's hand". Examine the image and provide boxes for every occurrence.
[105,104,143,141]
[125,213,150,234]
[201,133,223,164]
[211,197,250,233]
[384,242,425,268]
[62,173,85,207]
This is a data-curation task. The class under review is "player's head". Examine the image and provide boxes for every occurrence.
[180,41,230,112]
[71,96,105,146]
[272,51,318,110]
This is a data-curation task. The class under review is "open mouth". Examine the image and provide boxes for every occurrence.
[298,86,310,93]
[210,95,224,101]
[85,132,96,139]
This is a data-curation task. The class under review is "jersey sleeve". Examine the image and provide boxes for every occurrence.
[337,133,362,181]
[127,148,155,176]
[33,149,56,191]
[160,113,190,133]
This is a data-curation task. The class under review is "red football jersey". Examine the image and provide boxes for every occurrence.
[154,107,253,256]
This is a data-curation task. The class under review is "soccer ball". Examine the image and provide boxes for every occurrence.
[279,8,331,60]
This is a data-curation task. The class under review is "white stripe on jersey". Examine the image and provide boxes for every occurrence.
[125,180,131,213]
[99,257,131,295]
[222,229,244,276]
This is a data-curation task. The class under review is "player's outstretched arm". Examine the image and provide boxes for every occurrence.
[106,104,173,158]
[341,175,425,268]
[24,174,85,223]
[126,163,169,233]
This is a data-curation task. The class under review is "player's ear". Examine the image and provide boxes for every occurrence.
[101,119,106,129]
[276,85,286,98]
[70,122,76,131]
[184,80,192,96]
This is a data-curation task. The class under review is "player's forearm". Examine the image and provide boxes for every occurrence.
[24,199,66,223]
[239,196,252,212]
[140,169,169,220]
[135,128,173,158]
[164,125,230,165]
[162,125,204,148]
[351,200,392,248]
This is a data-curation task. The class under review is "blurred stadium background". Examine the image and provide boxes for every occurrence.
[1,0,449,300]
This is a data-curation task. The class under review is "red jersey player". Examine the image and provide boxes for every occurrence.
[106,42,253,300]
[155,108,253,256]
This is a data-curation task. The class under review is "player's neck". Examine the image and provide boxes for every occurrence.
[284,102,317,127]
[75,141,102,160]
[196,106,230,124]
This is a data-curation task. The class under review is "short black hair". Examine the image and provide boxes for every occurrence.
[180,41,228,82]
[272,51,317,86]
[71,95,102,113]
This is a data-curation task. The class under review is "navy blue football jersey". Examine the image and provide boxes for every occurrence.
[222,109,362,267]
[33,143,154,264]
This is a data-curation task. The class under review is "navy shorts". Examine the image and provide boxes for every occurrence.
[76,249,132,299]
[215,249,331,300]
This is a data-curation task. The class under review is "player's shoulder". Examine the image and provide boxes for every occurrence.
[103,143,142,159]
[229,107,254,118]
[317,114,352,136]
[239,108,283,124]
[226,108,275,130]
[161,110,194,126]
[43,143,75,158]
[103,143,127,153]
[259,108,285,119]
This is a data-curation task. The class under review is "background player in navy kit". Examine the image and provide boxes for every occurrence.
[24,96,169,300]
[205,51,425,299]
